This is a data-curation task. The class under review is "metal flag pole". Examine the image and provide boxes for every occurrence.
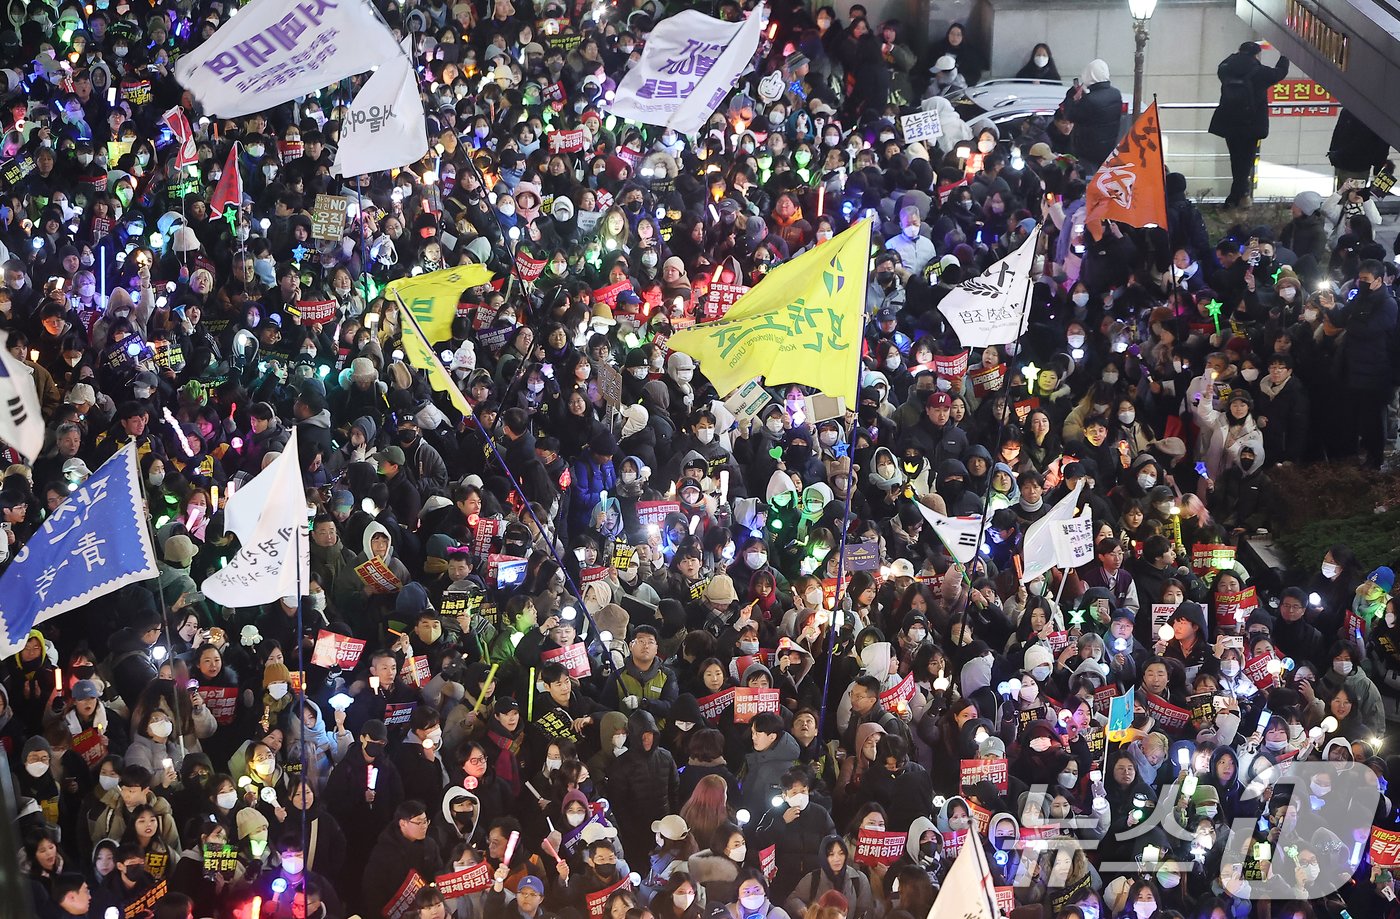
[295,519,308,867]
[955,224,1044,621]
[134,443,187,761]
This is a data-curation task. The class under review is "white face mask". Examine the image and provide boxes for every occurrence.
[1221,661,1240,677]
[1321,562,1340,579]
[730,845,747,862]
[1334,660,1353,675]
[805,589,824,608]
[1029,737,1052,752]
[786,792,809,810]
[978,139,995,153]
[25,761,48,777]
[766,419,784,435]
[1280,287,1297,302]
[695,427,714,444]
[217,791,238,809]
[741,894,766,910]
[1136,472,1155,489]
[268,682,289,700]
[1241,368,1260,382]
[100,774,121,791]
[948,816,969,830]
[909,628,926,643]
[1019,685,1039,702]
[613,735,627,751]
[1133,902,1156,919]
[1034,54,1049,67]
[150,720,173,739]
[1310,780,1330,797]
[282,855,304,875]
[819,431,838,447]
[567,810,587,827]
[675,893,695,910]
[1058,771,1076,788]
[675,369,694,384]
[746,552,767,569]
[1120,411,1136,425]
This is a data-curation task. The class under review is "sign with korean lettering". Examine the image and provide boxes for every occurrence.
[610,543,636,571]
[311,194,349,239]
[724,377,774,430]
[932,349,970,379]
[1151,602,1178,636]
[175,0,403,119]
[548,128,587,154]
[1093,684,1118,716]
[543,642,593,678]
[200,685,240,726]
[995,887,1016,917]
[698,688,735,722]
[1214,587,1258,629]
[72,727,109,766]
[1144,693,1190,730]
[1244,651,1280,689]
[436,862,493,898]
[1269,80,1339,116]
[878,673,916,710]
[704,282,749,321]
[125,880,168,918]
[587,876,631,918]
[592,281,633,307]
[845,542,882,572]
[1371,826,1400,867]
[383,870,426,919]
[636,501,681,529]
[607,8,764,135]
[355,556,403,594]
[854,828,906,865]
[405,655,431,686]
[488,554,528,588]
[969,363,1006,397]
[472,517,503,556]
[297,299,337,325]
[514,250,547,283]
[961,758,1009,791]
[1190,543,1235,576]
[1188,693,1217,723]
[900,109,943,143]
[942,827,969,857]
[384,702,417,727]
[732,687,781,723]
[0,153,35,189]
[760,844,777,884]
[121,80,153,105]
[202,843,242,877]
[971,802,992,835]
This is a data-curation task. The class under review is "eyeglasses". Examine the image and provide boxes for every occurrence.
[466,756,488,765]
[407,816,431,827]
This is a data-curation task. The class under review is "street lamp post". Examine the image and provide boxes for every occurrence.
[1129,0,1158,118]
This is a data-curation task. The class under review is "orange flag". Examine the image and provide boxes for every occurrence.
[1085,101,1167,238]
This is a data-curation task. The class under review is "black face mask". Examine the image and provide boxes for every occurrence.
[397,429,418,445]
[594,862,617,878]
[937,479,966,501]
[364,741,386,758]
[876,270,895,286]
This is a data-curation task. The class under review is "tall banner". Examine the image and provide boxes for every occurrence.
[175,0,399,118]
[202,430,311,608]
[1086,101,1167,237]
[332,37,429,178]
[916,506,983,564]
[0,444,159,655]
[607,3,765,135]
[937,226,1041,347]
[0,331,42,463]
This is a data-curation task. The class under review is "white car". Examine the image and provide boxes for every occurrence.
[961,78,1133,130]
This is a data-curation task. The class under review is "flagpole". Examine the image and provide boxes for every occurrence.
[135,453,187,762]
[816,221,870,736]
[295,520,308,873]
[955,223,1043,621]
[393,293,609,665]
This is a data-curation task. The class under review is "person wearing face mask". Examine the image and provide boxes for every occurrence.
[285,698,354,794]
[1016,43,1060,80]
[1327,259,1397,468]
[323,719,406,892]
[393,705,452,808]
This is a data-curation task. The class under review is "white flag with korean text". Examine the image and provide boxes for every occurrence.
[0,331,43,463]
[1020,480,1085,583]
[332,37,428,178]
[927,830,998,919]
[202,429,311,608]
[937,225,1041,346]
[607,3,765,136]
[175,0,400,118]
[1056,515,1096,569]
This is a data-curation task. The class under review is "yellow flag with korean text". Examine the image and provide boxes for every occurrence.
[384,264,494,345]
[668,219,870,403]
[394,293,474,419]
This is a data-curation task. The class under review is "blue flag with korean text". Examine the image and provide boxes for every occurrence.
[0,442,159,655]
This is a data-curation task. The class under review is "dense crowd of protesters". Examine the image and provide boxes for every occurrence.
[1,1,1399,919]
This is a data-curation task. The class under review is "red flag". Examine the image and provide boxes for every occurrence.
[208,144,242,220]
[1085,101,1167,239]
[161,106,199,169]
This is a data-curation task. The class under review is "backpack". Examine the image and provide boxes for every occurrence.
[1219,76,1251,112]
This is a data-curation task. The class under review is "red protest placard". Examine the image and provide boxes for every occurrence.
[587,876,631,918]
[942,827,969,857]
[1014,397,1039,422]
[542,642,593,679]
[1046,630,1070,654]
[580,566,611,586]
[1144,693,1191,730]
[970,363,1007,398]
[995,887,1016,917]
[933,349,970,379]
[732,687,781,723]
[406,655,431,686]
[1093,684,1118,716]
[703,282,749,321]
[356,557,403,594]
[384,702,417,727]
[200,685,240,726]
[760,844,777,884]
[312,630,367,670]
[878,673,916,709]
[1214,587,1258,630]
[72,727,109,767]
[1244,651,1279,689]
[1371,826,1400,867]
[971,802,992,835]
[383,871,426,919]
[854,828,906,865]
[514,251,547,282]
[548,128,587,154]
[636,501,681,529]
[592,281,632,307]
[436,862,494,898]
[472,517,503,556]
[698,689,735,722]
[297,299,337,324]
[960,758,1009,792]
